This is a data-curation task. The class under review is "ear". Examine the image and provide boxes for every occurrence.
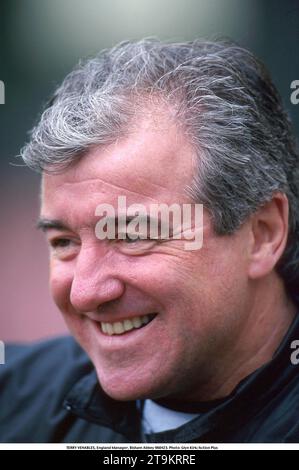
[248,193,289,280]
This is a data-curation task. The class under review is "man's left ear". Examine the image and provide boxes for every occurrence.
[248,192,289,280]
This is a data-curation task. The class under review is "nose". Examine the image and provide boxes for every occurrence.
[70,244,125,313]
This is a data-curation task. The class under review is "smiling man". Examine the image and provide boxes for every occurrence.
[1,39,299,443]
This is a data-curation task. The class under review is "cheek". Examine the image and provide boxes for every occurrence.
[150,237,249,328]
[50,263,88,342]
[189,238,250,334]
[49,260,73,313]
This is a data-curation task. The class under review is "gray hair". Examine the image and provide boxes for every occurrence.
[21,38,299,298]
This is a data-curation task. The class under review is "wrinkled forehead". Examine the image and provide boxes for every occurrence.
[41,114,197,208]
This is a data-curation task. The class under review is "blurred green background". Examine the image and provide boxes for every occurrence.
[0,0,298,341]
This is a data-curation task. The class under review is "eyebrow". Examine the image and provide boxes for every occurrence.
[107,214,157,227]
[36,218,71,232]
[110,214,174,238]
[37,214,174,236]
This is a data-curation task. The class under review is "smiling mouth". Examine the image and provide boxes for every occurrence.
[100,313,157,336]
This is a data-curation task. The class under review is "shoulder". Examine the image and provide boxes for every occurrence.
[1,336,91,387]
[2,335,87,370]
[0,336,93,442]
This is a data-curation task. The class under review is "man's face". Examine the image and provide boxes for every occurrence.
[41,113,252,402]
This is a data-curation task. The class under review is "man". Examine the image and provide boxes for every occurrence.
[1,38,299,443]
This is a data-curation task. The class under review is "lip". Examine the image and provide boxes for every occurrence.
[85,312,155,324]
[89,313,158,350]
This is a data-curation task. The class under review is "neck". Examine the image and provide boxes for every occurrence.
[176,275,297,403]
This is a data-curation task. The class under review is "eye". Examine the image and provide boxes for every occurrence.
[123,235,144,243]
[50,238,72,248]
[116,233,150,245]
[114,233,157,255]
[48,237,80,260]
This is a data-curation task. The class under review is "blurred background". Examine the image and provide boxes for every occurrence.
[0,0,298,342]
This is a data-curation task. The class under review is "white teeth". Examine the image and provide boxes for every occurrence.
[113,322,125,335]
[101,314,153,336]
[123,319,134,331]
[106,323,114,335]
[132,317,142,328]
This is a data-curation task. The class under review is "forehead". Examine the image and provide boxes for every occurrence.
[41,114,196,217]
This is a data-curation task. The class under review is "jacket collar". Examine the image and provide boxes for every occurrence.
[63,310,299,442]
[63,369,142,441]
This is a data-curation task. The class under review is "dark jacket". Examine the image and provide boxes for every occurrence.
[1,313,299,443]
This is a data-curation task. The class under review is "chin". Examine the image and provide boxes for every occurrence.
[95,368,167,402]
